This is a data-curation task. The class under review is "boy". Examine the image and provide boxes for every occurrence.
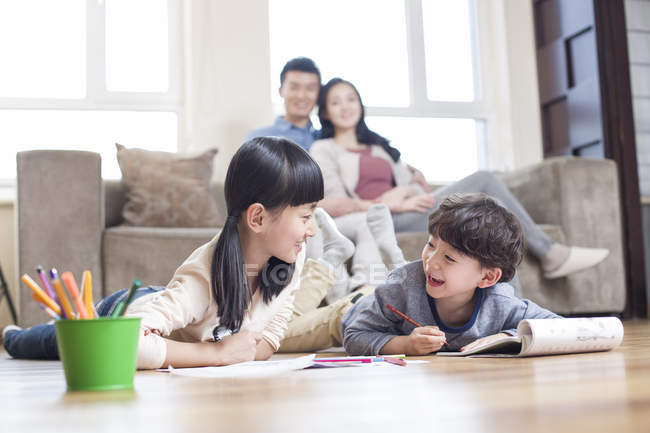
[342,193,561,356]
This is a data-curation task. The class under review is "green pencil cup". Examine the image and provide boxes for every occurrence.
[55,317,141,391]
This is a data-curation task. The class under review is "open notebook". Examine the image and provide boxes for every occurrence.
[437,317,624,357]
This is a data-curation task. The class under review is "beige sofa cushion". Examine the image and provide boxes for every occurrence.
[116,143,223,228]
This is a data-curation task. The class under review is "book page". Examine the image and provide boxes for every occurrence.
[518,317,624,356]
[436,335,522,356]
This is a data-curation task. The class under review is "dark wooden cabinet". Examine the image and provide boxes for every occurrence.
[533,0,647,317]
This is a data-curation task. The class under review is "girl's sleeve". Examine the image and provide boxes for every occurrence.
[261,288,296,351]
[125,240,215,369]
[260,249,306,350]
[310,141,349,198]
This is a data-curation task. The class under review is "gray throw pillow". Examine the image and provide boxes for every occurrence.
[116,143,223,228]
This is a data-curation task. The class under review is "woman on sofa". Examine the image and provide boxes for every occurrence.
[309,77,609,279]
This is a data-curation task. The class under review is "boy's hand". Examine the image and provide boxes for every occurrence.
[406,326,447,355]
[460,332,510,352]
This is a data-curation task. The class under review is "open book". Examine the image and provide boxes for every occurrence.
[437,317,624,357]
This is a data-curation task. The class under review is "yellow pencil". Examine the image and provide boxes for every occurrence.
[61,272,88,319]
[21,274,62,316]
[50,269,75,320]
[31,293,60,319]
[82,270,94,319]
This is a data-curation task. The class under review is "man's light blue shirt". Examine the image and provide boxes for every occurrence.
[246,116,318,151]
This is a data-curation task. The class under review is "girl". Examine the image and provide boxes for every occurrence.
[310,77,609,280]
[3,137,345,369]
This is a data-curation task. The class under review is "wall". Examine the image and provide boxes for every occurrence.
[181,0,272,184]
[483,0,544,172]
[0,200,17,328]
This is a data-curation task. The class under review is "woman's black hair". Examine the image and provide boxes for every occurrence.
[210,137,324,333]
[317,77,401,162]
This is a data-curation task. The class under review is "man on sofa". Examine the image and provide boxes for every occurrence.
[246,57,321,151]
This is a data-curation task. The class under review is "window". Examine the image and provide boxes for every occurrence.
[0,0,180,182]
[268,0,487,183]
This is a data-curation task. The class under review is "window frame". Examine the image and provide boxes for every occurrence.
[365,0,489,172]
[0,0,182,188]
[269,0,491,173]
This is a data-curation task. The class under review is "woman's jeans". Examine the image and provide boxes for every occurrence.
[2,286,163,360]
[392,171,553,258]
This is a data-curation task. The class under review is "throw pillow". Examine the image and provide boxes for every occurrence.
[116,143,223,228]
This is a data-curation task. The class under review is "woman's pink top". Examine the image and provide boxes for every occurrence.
[353,146,394,200]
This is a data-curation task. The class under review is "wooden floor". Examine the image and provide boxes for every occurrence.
[2,321,650,433]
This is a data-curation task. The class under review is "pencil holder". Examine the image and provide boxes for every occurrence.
[55,317,140,391]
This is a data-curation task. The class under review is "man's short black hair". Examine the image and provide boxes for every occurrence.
[427,193,524,282]
[280,57,321,86]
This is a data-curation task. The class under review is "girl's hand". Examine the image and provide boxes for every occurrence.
[212,330,261,365]
[460,333,510,352]
[406,326,447,355]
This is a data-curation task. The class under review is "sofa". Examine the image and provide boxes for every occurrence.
[16,150,626,327]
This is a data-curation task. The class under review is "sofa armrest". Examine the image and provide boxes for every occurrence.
[17,150,104,326]
[498,156,622,247]
[498,156,626,313]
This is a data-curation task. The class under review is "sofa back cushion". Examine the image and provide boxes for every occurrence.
[116,144,224,228]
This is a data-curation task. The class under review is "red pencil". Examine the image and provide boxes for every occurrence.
[385,303,450,348]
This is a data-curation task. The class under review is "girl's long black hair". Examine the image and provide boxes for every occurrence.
[318,77,401,162]
[211,137,324,333]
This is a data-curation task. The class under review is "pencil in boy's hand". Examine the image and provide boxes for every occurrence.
[386,303,423,327]
[112,279,142,318]
[61,272,89,319]
[385,303,450,348]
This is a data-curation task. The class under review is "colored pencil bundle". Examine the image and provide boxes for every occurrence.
[21,267,98,320]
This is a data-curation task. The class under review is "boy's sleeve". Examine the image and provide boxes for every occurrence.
[342,283,407,355]
[501,298,562,336]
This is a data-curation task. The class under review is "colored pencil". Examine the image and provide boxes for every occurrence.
[81,270,94,319]
[112,279,141,317]
[61,272,89,319]
[31,293,60,320]
[50,268,75,320]
[36,266,65,318]
[21,274,62,316]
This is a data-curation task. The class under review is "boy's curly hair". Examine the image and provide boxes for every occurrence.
[427,193,524,282]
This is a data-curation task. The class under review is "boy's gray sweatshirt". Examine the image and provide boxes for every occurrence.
[342,261,561,355]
